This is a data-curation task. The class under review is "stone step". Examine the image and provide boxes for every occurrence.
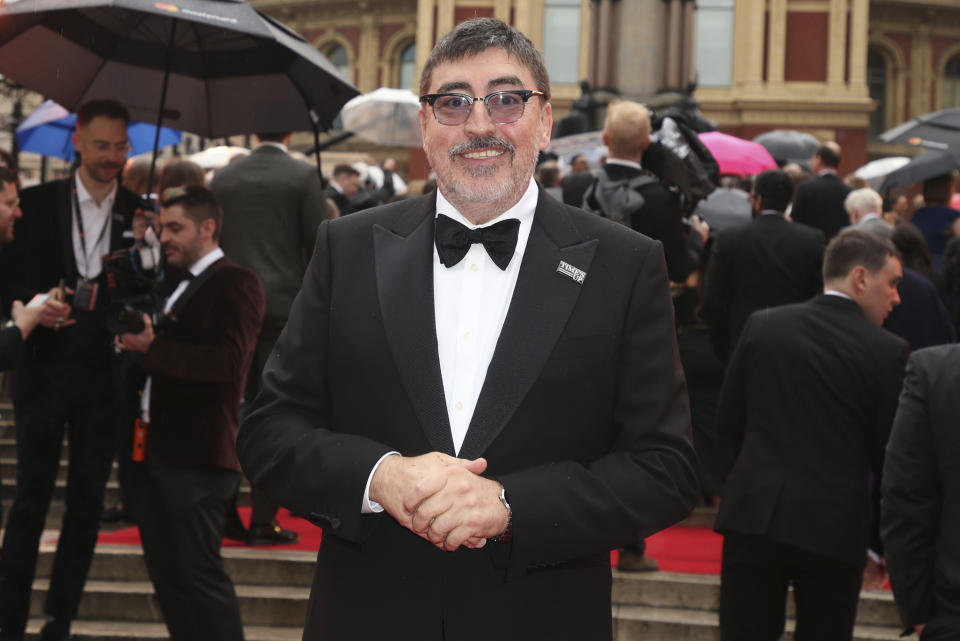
[24,619,302,641]
[30,579,310,627]
[612,604,901,641]
[36,543,317,587]
[1,478,253,506]
[612,571,901,629]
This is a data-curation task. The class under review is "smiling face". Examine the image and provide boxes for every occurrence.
[72,116,129,187]
[419,48,552,224]
[159,204,210,271]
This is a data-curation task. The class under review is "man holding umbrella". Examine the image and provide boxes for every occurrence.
[0,99,142,641]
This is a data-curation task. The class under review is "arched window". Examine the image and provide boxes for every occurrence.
[325,44,349,80]
[867,48,888,138]
[397,42,416,90]
[943,54,960,109]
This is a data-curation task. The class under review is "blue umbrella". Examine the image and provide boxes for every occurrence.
[16,100,182,161]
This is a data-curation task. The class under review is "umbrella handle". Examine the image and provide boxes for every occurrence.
[146,19,179,202]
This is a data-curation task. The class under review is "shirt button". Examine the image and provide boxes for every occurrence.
[470,263,479,272]
[455,401,463,411]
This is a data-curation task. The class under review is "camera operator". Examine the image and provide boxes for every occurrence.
[0,100,143,641]
[115,186,264,641]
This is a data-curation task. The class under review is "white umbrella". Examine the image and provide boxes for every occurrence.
[340,88,422,147]
[853,156,911,189]
[189,146,251,170]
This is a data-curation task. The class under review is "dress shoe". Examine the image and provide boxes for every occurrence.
[101,504,136,524]
[247,520,299,546]
[37,617,71,641]
[616,549,660,572]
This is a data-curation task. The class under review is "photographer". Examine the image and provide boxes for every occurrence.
[116,186,264,641]
[0,100,142,641]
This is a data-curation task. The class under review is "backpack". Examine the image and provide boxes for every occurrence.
[582,170,658,227]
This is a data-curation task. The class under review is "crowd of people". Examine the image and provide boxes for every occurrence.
[0,15,956,641]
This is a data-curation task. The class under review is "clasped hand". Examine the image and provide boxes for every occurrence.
[369,452,510,552]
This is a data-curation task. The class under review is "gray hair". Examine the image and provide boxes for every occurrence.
[419,18,551,101]
[844,187,883,217]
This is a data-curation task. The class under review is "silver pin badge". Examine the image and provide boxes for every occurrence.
[556,260,586,284]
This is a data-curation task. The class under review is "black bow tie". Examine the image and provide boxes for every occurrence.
[434,214,520,271]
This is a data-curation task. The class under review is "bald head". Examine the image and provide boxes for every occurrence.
[603,101,651,162]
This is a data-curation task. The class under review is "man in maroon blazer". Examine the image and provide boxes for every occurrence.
[117,186,264,641]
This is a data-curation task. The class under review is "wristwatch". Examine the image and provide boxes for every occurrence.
[490,485,513,543]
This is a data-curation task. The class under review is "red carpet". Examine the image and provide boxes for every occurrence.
[98,510,723,574]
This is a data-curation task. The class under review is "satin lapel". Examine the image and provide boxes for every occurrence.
[57,179,78,284]
[374,198,456,455]
[459,199,599,460]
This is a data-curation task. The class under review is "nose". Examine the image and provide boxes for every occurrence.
[463,99,497,137]
[892,288,901,307]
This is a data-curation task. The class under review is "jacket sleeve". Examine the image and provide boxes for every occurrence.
[881,352,939,633]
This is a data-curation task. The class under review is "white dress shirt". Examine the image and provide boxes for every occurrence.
[72,173,117,279]
[361,178,540,513]
[140,247,224,423]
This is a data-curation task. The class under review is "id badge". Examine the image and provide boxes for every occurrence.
[73,278,99,312]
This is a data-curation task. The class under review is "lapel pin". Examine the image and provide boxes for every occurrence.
[556,260,586,284]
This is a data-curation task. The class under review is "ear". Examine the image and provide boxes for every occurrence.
[71,130,81,151]
[538,102,553,151]
[850,264,869,294]
[418,105,429,151]
[201,217,216,241]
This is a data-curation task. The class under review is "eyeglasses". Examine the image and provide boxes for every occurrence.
[91,141,132,154]
[420,90,546,126]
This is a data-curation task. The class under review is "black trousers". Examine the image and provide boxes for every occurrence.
[134,458,244,641]
[246,323,282,525]
[719,532,862,641]
[0,366,117,637]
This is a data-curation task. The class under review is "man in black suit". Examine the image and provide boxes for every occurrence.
[0,100,142,641]
[117,186,264,641]
[716,230,909,641]
[790,142,852,240]
[583,100,707,284]
[323,164,359,216]
[237,18,699,641]
[212,131,329,545]
[882,345,960,640]
[702,169,825,362]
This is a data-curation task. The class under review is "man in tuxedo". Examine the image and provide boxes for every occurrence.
[845,188,892,238]
[323,164,359,216]
[237,17,698,641]
[116,186,264,641]
[212,131,328,545]
[716,230,909,641]
[0,100,142,641]
[702,169,826,362]
[882,345,960,640]
[790,142,851,240]
[583,100,707,284]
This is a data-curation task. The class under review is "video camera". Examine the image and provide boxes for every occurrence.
[103,243,164,335]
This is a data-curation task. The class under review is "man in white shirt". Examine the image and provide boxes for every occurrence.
[237,18,698,641]
[0,100,143,641]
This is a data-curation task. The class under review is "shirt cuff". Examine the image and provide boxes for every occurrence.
[361,451,400,514]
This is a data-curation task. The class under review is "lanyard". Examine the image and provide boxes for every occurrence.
[71,176,112,279]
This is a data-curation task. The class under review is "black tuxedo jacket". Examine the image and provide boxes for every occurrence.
[790,172,852,240]
[237,190,699,640]
[143,257,264,471]
[702,213,825,361]
[716,295,908,568]
[0,178,140,393]
[882,345,960,636]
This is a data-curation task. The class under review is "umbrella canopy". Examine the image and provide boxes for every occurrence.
[0,0,359,138]
[880,108,960,152]
[852,156,910,190]
[752,130,820,165]
[339,88,422,147]
[698,131,777,177]
[879,151,960,192]
[16,100,181,161]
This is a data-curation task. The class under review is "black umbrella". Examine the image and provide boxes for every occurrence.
[878,151,960,192]
[0,0,360,190]
[880,107,960,152]
[752,129,820,166]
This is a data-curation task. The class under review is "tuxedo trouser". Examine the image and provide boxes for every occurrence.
[245,323,283,526]
[134,458,244,641]
[0,365,117,638]
[719,532,861,641]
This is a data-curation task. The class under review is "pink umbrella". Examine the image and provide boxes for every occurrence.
[698,131,779,177]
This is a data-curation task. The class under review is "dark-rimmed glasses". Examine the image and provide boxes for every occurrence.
[420,90,546,126]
